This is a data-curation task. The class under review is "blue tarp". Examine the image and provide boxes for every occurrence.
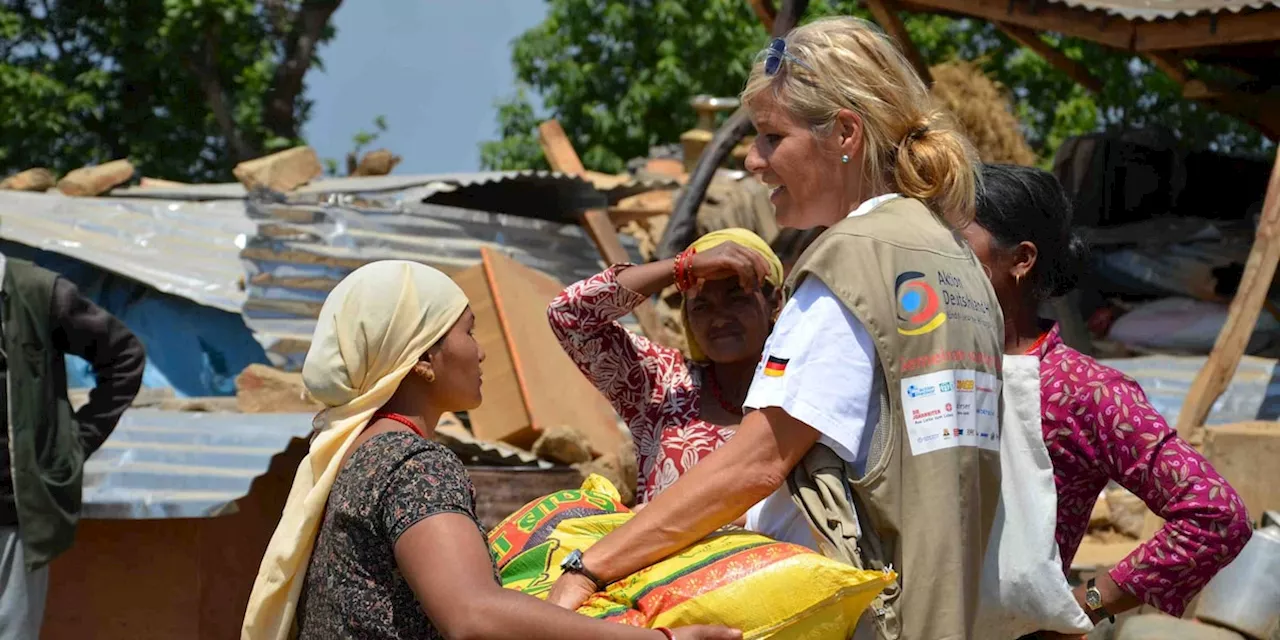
[0,242,267,397]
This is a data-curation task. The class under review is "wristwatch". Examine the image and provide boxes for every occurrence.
[560,549,605,590]
[1084,578,1115,624]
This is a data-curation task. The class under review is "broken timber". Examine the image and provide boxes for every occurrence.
[536,120,664,340]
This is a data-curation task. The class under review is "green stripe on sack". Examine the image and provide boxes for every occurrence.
[627,540,774,603]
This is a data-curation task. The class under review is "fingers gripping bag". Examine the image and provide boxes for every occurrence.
[488,475,897,639]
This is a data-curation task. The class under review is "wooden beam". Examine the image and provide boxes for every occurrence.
[1134,9,1280,52]
[998,22,1103,94]
[865,0,934,84]
[1175,151,1280,445]
[898,0,1134,50]
[536,120,587,176]
[749,0,777,31]
[1146,52,1190,85]
[537,119,666,341]
[658,0,809,259]
[1182,82,1280,140]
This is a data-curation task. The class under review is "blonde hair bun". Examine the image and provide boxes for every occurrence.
[742,16,979,226]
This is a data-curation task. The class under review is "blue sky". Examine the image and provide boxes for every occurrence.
[302,1,549,175]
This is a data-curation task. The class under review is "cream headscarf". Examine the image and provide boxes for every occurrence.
[241,260,469,640]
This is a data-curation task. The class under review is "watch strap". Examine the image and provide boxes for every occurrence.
[1086,578,1115,624]
[564,550,605,589]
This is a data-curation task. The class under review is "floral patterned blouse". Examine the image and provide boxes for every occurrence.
[1036,324,1251,617]
[296,433,496,639]
[548,266,732,504]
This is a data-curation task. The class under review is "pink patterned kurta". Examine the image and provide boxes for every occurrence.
[548,266,732,503]
[1037,325,1252,617]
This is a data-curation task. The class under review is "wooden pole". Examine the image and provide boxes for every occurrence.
[865,0,934,85]
[749,0,777,32]
[1137,149,1280,550]
[537,120,665,340]
[997,23,1102,94]
[1175,152,1280,446]
[657,0,810,259]
[1146,52,1190,86]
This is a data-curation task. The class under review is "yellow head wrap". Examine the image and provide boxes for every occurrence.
[682,228,784,362]
[242,260,469,640]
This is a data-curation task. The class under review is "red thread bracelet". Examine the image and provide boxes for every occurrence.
[675,247,697,292]
[655,628,675,640]
[672,251,685,291]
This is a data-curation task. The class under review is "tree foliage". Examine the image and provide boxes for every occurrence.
[482,0,1269,173]
[0,0,341,183]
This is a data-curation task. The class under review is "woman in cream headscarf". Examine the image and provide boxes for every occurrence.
[548,229,783,506]
[242,261,740,640]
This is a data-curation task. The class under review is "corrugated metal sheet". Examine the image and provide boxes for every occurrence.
[0,190,253,313]
[1,170,658,322]
[1047,0,1280,20]
[436,424,553,469]
[241,195,642,370]
[110,171,678,212]
[82,409,313,519]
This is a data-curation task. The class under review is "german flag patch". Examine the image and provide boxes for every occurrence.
[763,355,789,377]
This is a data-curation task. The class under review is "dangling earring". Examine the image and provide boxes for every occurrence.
[841,154,850,164]
[1014,273,1024,287]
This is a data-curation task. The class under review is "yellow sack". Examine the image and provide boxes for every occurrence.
[491,475,896,639]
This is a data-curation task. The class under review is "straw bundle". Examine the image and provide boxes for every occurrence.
[930,60,1038,166]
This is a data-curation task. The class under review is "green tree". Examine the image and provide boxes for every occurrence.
[482,1,1269,172]
[0,0,342,183]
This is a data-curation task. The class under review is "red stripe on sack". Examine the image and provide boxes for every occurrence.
[632,543,810,614]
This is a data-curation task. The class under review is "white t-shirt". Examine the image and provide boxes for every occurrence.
[741,194,899,549]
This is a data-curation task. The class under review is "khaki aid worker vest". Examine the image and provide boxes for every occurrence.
[784,198,1004,640]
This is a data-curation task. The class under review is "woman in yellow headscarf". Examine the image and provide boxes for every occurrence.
[242,260,739,640]
[548,229,783,506]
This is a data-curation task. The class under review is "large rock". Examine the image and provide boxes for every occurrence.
[57,159,135,196]
[1090,493,1113,529]
[235,364,323,414]
[532,426,593,466]
[0,168,55,192]
[232,146,322,193]
[350,149,402,177]
[574,439,639,506]
[1106,488,1148,539]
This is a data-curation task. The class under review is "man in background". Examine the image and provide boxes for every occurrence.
[0,253,145,639]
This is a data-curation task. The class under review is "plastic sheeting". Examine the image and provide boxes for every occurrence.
[0,242,269,397]
[1101,354,1280,427]
[1088,218,1257,301]
[81,409,313,519]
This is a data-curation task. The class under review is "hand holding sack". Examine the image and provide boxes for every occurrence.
[489,475,896,639]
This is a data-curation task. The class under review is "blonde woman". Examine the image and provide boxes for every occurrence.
[547,18,1004,640]
[241,261,740,640]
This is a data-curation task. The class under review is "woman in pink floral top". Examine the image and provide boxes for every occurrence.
[962,164,1251,631]
[548,229,783,504]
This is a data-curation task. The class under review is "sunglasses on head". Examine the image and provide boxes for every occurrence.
[759,37,813,76]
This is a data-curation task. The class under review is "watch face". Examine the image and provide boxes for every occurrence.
[561,550,581,571]
[1086,588,1102,609]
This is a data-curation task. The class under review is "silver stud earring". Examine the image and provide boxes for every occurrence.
[841,154,849,164]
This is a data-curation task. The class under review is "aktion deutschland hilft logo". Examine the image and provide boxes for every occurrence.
[894,271,947,336]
